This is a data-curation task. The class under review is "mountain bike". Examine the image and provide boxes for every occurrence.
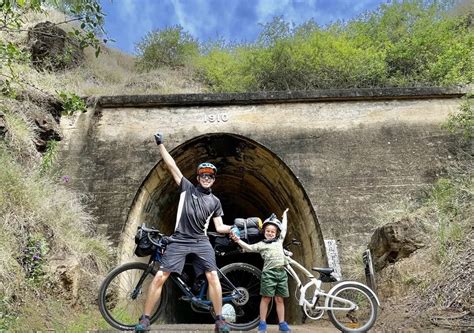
[283,239,380,332]
[98,225,266,331]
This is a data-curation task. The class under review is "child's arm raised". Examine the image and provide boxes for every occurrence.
[280,208,289,240]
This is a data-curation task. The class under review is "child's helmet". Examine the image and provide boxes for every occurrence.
[262,213,282,231]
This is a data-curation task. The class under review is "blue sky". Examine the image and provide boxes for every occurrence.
[100,0,388,55]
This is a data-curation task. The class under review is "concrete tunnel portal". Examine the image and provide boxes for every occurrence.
[124,132,327,324]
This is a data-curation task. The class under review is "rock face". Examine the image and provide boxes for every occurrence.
[27,21,84,71]
[15,90,63,152]
[368,218,429,271]
[0,111,6,139]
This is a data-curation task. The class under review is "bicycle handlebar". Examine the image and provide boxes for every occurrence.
[139,223,167,247]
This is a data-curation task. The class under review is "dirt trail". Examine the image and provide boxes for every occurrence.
[144,321,339,332]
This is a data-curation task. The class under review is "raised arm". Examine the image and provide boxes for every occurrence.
[154,133,183,186]
[280,208,289,240]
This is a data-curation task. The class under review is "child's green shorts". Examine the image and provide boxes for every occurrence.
[260,267,289,297]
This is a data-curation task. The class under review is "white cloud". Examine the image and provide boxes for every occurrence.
[103,0,386,54]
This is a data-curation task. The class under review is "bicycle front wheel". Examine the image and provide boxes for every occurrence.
[327,282,378,332]
[98,262,166,330]
[218,263,272,331]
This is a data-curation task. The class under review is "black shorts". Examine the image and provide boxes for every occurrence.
[160,238,216,275]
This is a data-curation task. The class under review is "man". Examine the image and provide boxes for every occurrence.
[135,132,233,332]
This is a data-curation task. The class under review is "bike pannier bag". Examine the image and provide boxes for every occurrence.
[134,227,157,257]
[234,217,262,244]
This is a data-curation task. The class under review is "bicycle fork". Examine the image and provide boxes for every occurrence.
[130,263,155,300]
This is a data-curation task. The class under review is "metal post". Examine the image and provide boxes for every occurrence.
[363,249,377,294]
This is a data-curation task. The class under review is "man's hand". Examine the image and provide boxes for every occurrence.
[230,225,241,241]
[154,132,164,145]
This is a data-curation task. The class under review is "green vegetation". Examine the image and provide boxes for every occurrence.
[136,0,473,92]
[0,1,112,331]
[443,94,473,141]
[0,143,112,330]
[136,25,199,71]
[57,90,87,116]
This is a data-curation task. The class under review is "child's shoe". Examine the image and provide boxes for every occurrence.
[258,320,267,333]
[278,321,291,332]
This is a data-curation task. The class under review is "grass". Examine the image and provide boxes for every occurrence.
[0,141,112,330]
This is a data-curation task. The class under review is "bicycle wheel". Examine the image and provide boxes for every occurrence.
[98,262,166,330]
[327,283,378,332]
[218,263,272,331]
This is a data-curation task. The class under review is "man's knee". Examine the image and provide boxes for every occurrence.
[205,271,220,285]
[151,271,169,288]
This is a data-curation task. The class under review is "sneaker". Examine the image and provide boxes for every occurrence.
[134,315,151,332]
[214,318,230,333]
[258,320,267,333]
[279,321,291,332]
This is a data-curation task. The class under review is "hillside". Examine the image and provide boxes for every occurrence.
[1,3,472,332]
[0,7,211,332]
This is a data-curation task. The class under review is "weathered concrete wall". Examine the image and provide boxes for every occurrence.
[60,88,466,274]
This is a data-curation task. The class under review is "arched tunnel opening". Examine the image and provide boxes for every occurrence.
[123,133,327,324]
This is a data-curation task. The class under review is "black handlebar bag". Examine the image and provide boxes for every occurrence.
[134,227,157,257]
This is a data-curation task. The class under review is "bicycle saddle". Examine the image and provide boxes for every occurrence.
[312,267,334,274]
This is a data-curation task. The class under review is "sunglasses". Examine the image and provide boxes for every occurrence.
[199,173,215,180]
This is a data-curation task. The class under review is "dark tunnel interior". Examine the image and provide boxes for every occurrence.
[126,132,326,324]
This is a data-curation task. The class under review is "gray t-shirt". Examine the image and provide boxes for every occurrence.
[172,177,223,240]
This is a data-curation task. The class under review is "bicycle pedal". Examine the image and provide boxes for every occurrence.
[191,298,211,310]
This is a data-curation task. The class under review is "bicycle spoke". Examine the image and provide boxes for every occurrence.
[327,284,377,332]
[99,263,163,330]
[219,263,271,331]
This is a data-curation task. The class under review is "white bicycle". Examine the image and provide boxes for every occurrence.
[284,239,380,332]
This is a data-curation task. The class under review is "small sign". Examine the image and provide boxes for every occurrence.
[324,239,342,280]
[204,113,229,123]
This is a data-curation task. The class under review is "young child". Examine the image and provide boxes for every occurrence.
[230,208,291,333]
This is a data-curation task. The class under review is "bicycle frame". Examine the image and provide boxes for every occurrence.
[167,270,241,311]
[142,237,242,312]
[284,256,380,312]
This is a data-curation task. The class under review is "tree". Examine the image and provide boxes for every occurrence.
[135,25,199,71]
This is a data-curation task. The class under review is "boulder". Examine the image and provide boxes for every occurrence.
[27,21,84,71]
[368,217,429,271]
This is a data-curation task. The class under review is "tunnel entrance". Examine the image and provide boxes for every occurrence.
[123,132,326,324]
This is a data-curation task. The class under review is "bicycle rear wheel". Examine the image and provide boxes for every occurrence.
[327,282,378,332]
[218,263,272,331]
[98,262,166,330]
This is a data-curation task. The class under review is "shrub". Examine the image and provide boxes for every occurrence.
[57,90,87,116]
[443,94,473,141]
[195,0,472,92]
[135,25,199,71]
